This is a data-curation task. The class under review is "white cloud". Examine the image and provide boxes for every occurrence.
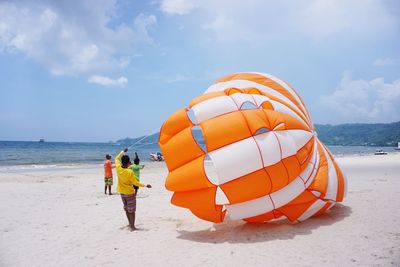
[159,0,400,43]
[314,72,400,124]
[160,0,199,15]
[88,75,128,87]
[373,57,399,67]
[0,0,157,75]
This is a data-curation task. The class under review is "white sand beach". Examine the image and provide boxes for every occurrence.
[1,153,399,267]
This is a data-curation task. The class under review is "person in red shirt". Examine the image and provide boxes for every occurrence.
[104,154,114,195]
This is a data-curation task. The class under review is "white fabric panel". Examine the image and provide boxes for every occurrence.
[250,72,310,122]
[253,132,281,166]
[203,159,219,186]
[321,144,338,201]
[229,93,257,108]
[326,202,335,211]
[205,79,304,117]
[226,195,274,220]
[208,137,263,184]
[270,177,305,208]
[299,161,314,184]
[191,96,238,123]
[269,100,309,126]
[287,130,313,151]
[215,186,230,205]
[274,131,297,159]
[305,153,320,188]
[251,94,270,106]
[297,199,326,221]
[311,191,322,198]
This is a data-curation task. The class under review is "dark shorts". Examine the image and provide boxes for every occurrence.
[121,194,136,213]
[104,177,113,186]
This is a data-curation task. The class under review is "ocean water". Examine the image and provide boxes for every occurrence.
[0,141,397,170]
[0,141,160,169]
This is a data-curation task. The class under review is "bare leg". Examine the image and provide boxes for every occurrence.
[125,211,130,226]
[104,185,107,194]
[128,212,137,231]
[108,185,112,195]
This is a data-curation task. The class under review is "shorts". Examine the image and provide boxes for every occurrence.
[121,194,136,213]
[104,177,113,186]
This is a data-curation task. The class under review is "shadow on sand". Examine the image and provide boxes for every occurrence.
[177,204,352,244]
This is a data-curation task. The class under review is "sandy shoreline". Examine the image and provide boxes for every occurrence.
[0,154,399,266]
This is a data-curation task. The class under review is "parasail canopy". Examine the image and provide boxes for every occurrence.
[158,72,347,223]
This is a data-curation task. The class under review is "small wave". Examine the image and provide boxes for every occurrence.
[0,163,99,172]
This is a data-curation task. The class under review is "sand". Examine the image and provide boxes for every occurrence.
[1,153,399,267]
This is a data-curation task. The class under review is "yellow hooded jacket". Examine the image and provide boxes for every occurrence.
[115,151,145,195]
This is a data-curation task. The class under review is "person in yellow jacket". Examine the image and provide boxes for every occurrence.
[115,148,151,231]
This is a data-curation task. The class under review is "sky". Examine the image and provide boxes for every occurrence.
[0,0,399,142]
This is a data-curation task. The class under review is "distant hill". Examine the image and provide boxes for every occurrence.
[315,121,400,146]
[117,121,400,147]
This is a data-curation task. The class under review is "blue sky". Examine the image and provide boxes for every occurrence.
[0,0,399,142]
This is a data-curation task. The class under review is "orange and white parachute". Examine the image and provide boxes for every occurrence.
[158,72,347,223]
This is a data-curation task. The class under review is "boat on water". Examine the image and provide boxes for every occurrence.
[374,149,387,155]
[39,138,45,143]
[150,152,164,161]
[395,142,400,151]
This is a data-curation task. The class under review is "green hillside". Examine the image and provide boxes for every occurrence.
[117,121,400,147]
[315,121,400,146]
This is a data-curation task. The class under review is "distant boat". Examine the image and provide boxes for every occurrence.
[39,138,45,143]
[395,142,400,151]
[150,152,164,161]
[374,149,387,155]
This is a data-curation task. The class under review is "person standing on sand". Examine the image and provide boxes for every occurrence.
[103,154,114,195]
[128,152,145,195]
[115,148,151,231]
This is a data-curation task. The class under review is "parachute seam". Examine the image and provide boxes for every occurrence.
[272,131,290,187]
[235,93,274,195]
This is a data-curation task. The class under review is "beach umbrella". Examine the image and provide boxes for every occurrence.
[158,72,347,223]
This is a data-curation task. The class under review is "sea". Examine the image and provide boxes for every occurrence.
[0,141,397,171]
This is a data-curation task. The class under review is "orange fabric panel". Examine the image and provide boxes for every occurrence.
[165,155,214,192]
[241,109,271,134]
[189,91,226,108]
[160,127,204,171]
[190,205,226,223]
[159,108,193,145]
[309,143,329,196]
[311,202,332,218]
[261,101,274,110]
[244,210,284,223]
[225,87,243,95]
[244,87,263,95]
[220,169,272,204]
[262,110,283,130]
[282,155,301,183]
[281,112,310,131]
[265,162,289,193]
[277,191,318,222]
[200,111,252,152]
[244,210,275,223]
[171,187,224,223]
[261,92,311,127]
[239,87,262,95]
